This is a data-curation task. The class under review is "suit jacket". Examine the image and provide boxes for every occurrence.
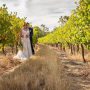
[29,27,33,38]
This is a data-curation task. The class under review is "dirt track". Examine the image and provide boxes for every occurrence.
[53,47,90,90]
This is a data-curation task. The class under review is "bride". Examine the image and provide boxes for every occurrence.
[13,23,32,61]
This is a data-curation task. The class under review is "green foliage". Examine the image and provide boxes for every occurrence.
[38,0,90,49]
[33,26,46,44]
[0,4,25,48]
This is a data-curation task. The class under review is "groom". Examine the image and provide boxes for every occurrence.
[26,23,35,55]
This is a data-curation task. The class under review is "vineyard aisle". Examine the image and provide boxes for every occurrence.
[0,45,90,90]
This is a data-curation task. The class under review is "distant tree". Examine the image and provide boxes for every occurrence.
[41,24,49,32]
[58,16,69,26]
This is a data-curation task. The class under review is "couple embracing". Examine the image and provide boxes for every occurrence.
[13,23,35,61]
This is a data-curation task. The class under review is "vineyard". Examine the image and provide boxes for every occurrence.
[38,0,90,63]
[0,4,25,54]
[0,0,90,90]
[0,4,46,55]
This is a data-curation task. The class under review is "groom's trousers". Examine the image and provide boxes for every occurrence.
[30,36,35,54]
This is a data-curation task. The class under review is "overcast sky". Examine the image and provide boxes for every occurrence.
[0,0,77,30]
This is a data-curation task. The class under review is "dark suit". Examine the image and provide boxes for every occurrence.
[29,27,35,54]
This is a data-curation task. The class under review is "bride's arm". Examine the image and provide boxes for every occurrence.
[20,29,24,38]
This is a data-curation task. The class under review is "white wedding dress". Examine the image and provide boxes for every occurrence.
[13,29,32,61]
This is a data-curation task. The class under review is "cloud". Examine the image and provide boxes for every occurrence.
[26,0,76,16]
[0,0,76,29]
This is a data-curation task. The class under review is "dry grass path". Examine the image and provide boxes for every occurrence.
[0,45,90,90]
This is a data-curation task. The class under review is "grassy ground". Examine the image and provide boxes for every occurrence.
[0,45,78,90]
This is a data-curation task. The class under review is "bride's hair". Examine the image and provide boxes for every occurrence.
[23,22,27,27]
[26,22,29,25]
